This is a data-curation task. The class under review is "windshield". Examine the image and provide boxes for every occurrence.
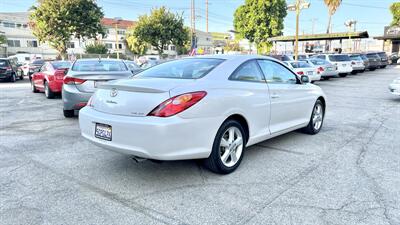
[309,59,328,65]
[329,55,351,62]
[51,61,71,69]
[0,60,9,67]
[290,61,311,68]
[72,60,128,72]
[137,58,224,79]
[350,55,362,61]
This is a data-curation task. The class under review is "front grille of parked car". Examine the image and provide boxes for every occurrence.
[0,69,6,74]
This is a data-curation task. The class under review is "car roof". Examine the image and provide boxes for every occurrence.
[75,58,124,62]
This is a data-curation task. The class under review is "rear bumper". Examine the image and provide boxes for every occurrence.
[79,107,221,160]
[0,72,12,79]
[48,79,63,93]
[320,71,339,78]
[62,84,92,110]
[352,65,365,71]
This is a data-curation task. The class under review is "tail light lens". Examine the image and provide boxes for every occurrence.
[351,61,356,65]
[148,91,207,117]
[317,67,324,74]
[63,76,86,85]
[5,67,12,71]
[55,69,67,80]
[297,71,304,75]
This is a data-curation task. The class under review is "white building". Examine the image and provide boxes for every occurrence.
[0,12,178,60]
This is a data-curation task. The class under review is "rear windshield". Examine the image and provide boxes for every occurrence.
[360,55,368,60]
[290,61,311,68]
[51,61,71,69]
[309,59,328,65]
[72,60,128,72]
[137,58,224,79]
[329,55,351,62]
[31,60,45,65]
[366,53,378,59]
[378,52,387,58]
[0,60,9,67]
[350,55,362,61]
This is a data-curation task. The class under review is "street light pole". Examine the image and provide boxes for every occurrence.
[113,17,122,59]
[288,0,310,61]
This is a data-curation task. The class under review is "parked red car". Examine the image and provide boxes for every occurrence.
[31,61,71,98]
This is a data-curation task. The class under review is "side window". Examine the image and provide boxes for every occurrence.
[257,60,297,84]
[317,55,325,60]
[230,60,265,82]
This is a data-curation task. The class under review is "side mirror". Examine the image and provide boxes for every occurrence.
[300,75,310,84]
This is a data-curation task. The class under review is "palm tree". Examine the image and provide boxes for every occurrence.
[324,0,342,33]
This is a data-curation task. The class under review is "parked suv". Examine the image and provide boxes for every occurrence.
[365,53,381,71]
[359,54,371,70]
[377,52,389,68]
[0,58,23,82]
[313,54,353,77]
[349,54,366,74]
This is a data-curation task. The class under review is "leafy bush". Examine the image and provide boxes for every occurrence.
[85,42,108,54]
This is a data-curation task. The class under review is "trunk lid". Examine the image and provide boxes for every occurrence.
[92,78,196,117]
[70,71,133,93]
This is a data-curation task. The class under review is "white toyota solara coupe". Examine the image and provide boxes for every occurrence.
[79,55,326,174]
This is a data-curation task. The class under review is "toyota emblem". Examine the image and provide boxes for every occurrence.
[110,88,118,97]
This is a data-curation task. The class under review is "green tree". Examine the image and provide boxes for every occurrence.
[324,0,342,33]
[85,42,108,54]
[0,34,6,45]
[125,27,148,56]
[30,0,105,59]
[390,2,400,26]
[224,41,243,52]
[233,0,287,53]
[133,7,189,56]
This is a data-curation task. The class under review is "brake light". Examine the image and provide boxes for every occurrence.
[297,71,304,75]
[317,67,324,74]
[63,76,86,85]
[55,69,66,80]
[148,91,207,117]
[351,61,356,65]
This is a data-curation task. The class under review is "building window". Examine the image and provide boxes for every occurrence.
[163,45,168,50]
[22,24,28,28]
[170,45,176,51]
[105,43,113,49]
[117,30,125,35]
[3,22,16,28]
[7,40,21,47]
[67,42,75,48]
[115,43,123,49]
[27,40,38,47]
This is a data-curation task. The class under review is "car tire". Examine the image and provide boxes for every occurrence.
[322,77,330,80]
[63,109,75,118]
[381,65,387,69]
[351,71,357,75]
[302,99,324,135]
[370,68,376,71]
[203,120,246,174]
[9,73,16,83]
[44,81,55,99]
[31,80,39,93]
[339,73,347,77]
[360,70,365,73]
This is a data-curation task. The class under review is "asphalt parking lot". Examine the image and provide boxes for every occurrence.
[1,67,399,225]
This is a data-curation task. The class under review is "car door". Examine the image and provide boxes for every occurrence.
[257,59,315,134]
[34,64,47,88]
[228,60,271,140]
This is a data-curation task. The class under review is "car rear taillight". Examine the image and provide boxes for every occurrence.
[148,91,207,117]
[63,76,86,85]
[317,67,324,74]
[297,71,304,75]
[55,69,67,80]
[5,67,12,71]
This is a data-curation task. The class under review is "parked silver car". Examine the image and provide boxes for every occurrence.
[302,58,338,80]
[62,59,133,117]
[349,54,366,74]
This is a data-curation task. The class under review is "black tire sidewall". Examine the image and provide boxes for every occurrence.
[309,100,324,134]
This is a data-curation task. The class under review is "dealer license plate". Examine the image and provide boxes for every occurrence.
[95,123,112,141]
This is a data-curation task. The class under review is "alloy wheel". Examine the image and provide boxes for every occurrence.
[312,104,323,130]
[44,82,49,97]
[219,127,243,167]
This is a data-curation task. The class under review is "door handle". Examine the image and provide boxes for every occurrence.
[271,94,280,99]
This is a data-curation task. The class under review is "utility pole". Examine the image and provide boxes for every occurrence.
[288,0,310,61]
[206,0,208,33]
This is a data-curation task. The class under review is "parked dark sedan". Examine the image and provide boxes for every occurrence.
[359,54,370,70]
